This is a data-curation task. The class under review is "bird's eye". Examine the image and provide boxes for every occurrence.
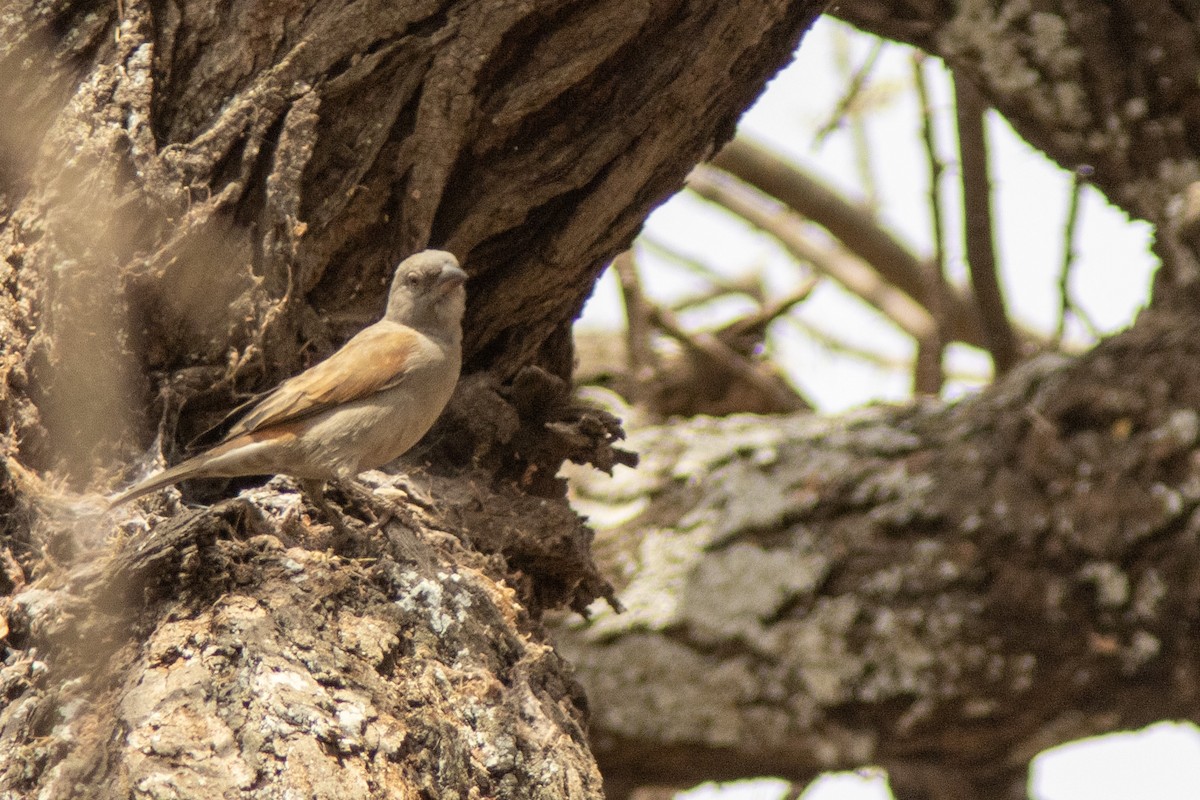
[406,274,421,286]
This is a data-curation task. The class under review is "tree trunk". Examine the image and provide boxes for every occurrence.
[5,1,1200,798]
[0,1,824,797]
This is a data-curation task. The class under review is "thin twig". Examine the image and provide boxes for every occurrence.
[669,280,763,312]
[954,74,1019,375]
[1055,167,1101,342]
[782,316,993,383]
[814,38,885,146]
[646,302,805,413]
[784,316,913,370]
[710,137,999,350]
[740,283,818,331]
[821,32,885,210]
[688,166,938,342]
[912,52,948,395]
[718,281,818,353]
[637,234,758,297]
[634,234,766,308]
[612,251,656,386]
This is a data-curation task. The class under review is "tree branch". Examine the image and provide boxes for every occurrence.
[954,76,1020,374]
[1055,169,1101,343]
[562,310,1200,799]
[710,136,992,349]
[613,251,658,390]
[645,301,808,415]
[687,166,938,342]
[912,52,949,395]
[813,38,884,146]
[832,0,1196,299]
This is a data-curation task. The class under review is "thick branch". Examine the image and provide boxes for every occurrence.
[912,52,948,395]
[560,308,1200,800]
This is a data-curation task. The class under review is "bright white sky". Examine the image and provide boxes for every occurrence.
[575,14,1198,800]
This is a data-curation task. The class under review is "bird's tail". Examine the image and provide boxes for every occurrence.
[108,454,215,508]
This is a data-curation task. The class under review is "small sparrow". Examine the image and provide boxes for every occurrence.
[110,249,466,509]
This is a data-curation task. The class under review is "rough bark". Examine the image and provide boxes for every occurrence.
[562,309,1200,800]
[5,1,1200,798]
[0,0,825,797]
[0,0,821,479]
[3,473,607,800]
[555,4,1200,796]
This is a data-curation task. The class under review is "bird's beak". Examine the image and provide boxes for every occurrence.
[437,265,468,294]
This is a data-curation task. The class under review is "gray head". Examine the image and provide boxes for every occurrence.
[384,250,467,335]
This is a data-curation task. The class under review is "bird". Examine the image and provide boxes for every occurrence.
[110,249,467,515]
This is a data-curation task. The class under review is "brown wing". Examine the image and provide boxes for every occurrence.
[224,323,423,439]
